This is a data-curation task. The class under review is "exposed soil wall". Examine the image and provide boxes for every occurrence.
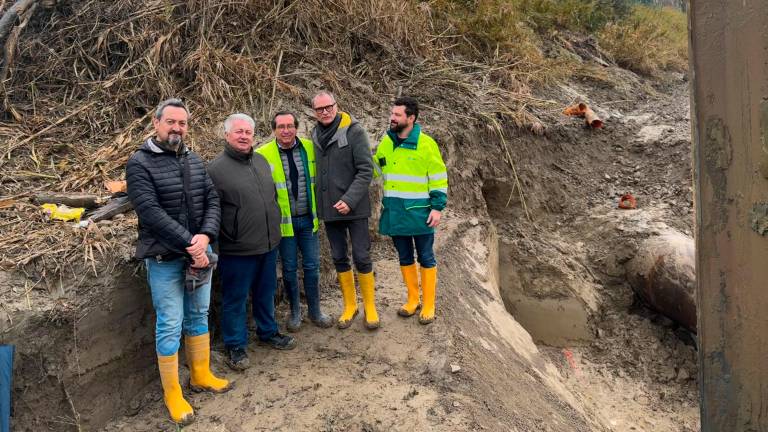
[1,270,156,431]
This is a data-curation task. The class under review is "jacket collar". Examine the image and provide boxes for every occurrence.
[338,112,353,129]
[330,112,354,141]
[141,137,189,156]
[387,123,421,150]
[224,142,254,161]
[278,137,300,151]
[312,112,357,154]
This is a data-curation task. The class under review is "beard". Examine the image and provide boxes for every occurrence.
[156,133,183,152]
[390,122,406,133]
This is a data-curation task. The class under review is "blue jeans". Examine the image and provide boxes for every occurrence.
[145,256,211,356]
[392,234,436,268]
[278,215,322,319]
[218,248,279,349]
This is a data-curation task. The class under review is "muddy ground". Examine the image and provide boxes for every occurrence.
[103,218,605,431]
[490,69,699,431]
[1,65,699,431]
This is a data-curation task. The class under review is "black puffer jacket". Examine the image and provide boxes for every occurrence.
[126,138,221,259]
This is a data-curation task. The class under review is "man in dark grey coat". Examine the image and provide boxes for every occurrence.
[310,91,379,330]
[207,113,296,372]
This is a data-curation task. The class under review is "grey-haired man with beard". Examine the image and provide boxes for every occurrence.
[126,98,230,426]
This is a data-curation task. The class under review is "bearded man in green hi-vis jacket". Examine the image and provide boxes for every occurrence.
[374,96,448,325]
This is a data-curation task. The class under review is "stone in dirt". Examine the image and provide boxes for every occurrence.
[660,366,677,383]
[676,368,690,382]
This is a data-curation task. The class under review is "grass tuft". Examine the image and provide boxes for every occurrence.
[598,5,688,75]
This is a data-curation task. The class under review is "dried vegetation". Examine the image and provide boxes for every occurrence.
[0,0,686,283]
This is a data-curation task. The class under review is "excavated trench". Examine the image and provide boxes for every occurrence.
[481,178,595,347]
[478,157,700,431]
[1,268,156,431]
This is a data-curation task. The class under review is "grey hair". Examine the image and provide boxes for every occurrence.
[155,98,188,119]
[223,113,256,133]
[311,91,336,108]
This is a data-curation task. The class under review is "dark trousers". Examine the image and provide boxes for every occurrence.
[324,218,373,273]
[218,248,279,349]
[392,233,436,268]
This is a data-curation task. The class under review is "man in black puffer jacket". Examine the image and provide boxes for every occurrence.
[126,98,230,426]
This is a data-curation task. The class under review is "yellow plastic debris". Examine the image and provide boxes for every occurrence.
[40,203,86,222]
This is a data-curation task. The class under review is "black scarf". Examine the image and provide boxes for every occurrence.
[316,114,342,150]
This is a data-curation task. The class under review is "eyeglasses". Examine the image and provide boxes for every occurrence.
[314,103,336,114]
[276,124,296,131]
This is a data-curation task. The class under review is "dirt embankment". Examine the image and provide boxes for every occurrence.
[1,268,156,430]
[3,72,700,431]
[100,70,698,431]
[0,2,699,430]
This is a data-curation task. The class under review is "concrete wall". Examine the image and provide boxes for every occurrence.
[689,1,768,430]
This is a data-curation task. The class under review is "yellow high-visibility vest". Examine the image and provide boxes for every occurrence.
[255,138,319,236]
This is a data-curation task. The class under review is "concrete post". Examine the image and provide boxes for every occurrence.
[690,1,768,431]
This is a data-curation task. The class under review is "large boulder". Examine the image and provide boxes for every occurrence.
[625,229,696,332]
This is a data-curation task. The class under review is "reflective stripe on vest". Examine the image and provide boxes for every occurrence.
[382,190,431,199]
[376,131,448,198]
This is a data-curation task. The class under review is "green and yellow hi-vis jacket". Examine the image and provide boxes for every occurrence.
[255,137,319,237]
[374,124,448,236]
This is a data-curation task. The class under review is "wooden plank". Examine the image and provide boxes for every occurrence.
[33,193,102,209]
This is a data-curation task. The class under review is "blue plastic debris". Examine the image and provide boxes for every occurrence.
[0,345,14,432]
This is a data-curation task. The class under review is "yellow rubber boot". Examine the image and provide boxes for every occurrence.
[337,270,358,329]
[419,267,437,325]
[359,272,380,330]
[157,353,195,425]
[185,333,232,393]
[398,264,421,317]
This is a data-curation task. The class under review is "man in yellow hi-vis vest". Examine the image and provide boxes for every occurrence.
[375,97,448,325]
[256,112,333,332]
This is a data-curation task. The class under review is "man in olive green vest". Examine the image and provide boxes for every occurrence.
[256,112,333,332]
